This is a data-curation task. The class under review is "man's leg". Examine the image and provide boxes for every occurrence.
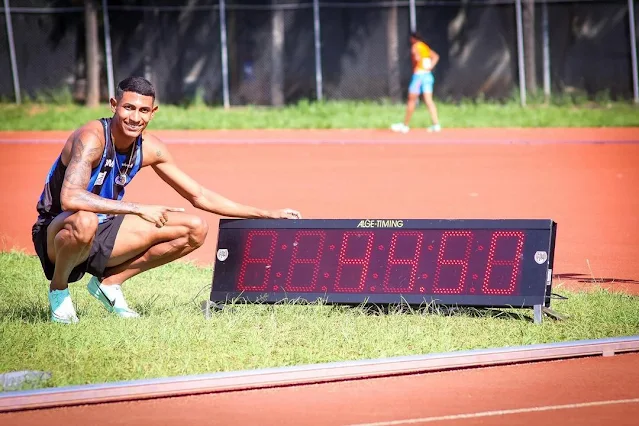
[103,212,209,284]
[46,211,99,290]
[85,212,208,316]
[45,211,99,323]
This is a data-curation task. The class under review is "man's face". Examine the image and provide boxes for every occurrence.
[110,91,158,138]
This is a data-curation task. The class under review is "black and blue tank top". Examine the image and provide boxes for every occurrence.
[34,118,143,228]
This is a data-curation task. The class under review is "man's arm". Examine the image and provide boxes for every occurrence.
[60,130,185,227]
[60,130,140,215]
[148,137,301,219]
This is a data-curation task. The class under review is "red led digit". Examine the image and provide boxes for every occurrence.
[433,231,473,294]
[482,231,525,295]
[285,231,326,292]
[334,231,374,293]
[383,231,424,293]
[237,230,278,291]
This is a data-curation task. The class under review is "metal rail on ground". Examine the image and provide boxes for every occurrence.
[1,335,638,413]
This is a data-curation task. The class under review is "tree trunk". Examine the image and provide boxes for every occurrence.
[271,0,285,106]
[523,0,537,93]
[387,0,401,101]
[84,0,100,107]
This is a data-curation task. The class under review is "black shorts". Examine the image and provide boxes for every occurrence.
[32,215,125,283]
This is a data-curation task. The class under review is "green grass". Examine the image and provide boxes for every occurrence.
[1,97,638,131]
[1,250,638,392]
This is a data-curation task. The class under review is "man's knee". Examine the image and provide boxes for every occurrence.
[68,211,99,245]
[185,216,209,248]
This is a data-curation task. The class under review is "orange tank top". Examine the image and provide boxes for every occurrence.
[412,41,432,73]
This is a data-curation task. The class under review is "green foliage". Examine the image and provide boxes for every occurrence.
[0,97,637,131]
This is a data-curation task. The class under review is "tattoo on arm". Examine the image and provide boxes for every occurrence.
[75,192,140,213]
[64,134,101,187]
[61,132,139,214]
[156,149,163,158]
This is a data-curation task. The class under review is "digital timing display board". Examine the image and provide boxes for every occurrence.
[209,219,556,310]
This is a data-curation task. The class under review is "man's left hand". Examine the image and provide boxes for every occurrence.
[271,208,302,219]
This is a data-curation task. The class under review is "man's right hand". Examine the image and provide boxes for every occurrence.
[136,205,186,228]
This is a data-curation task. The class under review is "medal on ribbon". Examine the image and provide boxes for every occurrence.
[115,173,128,186]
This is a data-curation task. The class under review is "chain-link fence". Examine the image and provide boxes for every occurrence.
[1,0,638,106]
[109,2,224,105]
[226,3,315,105]
[0,0,84,103]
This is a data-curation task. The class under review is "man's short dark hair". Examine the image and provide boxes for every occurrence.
[116,76,156,101]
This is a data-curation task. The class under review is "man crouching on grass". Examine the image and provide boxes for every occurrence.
[32,76,302,324]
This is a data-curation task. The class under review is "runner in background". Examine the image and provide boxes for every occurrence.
[391,32,441,133]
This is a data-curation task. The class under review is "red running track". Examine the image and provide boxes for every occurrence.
[1,352,638,425]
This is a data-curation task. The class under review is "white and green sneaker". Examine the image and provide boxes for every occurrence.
[390,123,410,133]
[87,276,140,318]
[428,124,442,133]
[48,288,79,324]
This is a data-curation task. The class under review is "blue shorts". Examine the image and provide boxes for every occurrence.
[409,72,434,95]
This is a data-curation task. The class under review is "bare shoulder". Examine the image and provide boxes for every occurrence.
[141,131,174,167]
[61,120,105,166]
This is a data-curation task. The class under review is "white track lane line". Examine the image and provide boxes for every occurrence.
[346,397,639,426]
